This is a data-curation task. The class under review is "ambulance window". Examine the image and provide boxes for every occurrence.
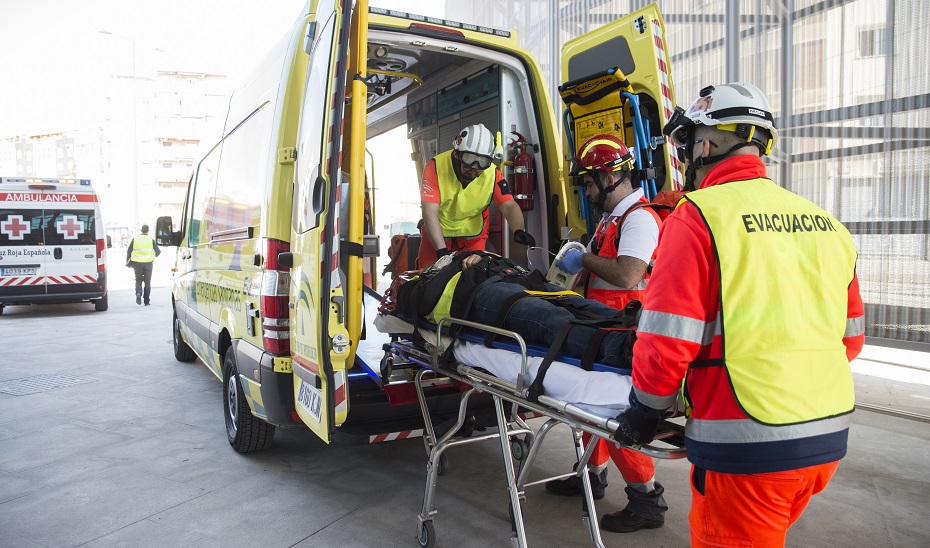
[566,36,635,82]
[42,210,96,246]
[189,145,222,246]
[295,13,336,234]
[0,209,44,246]
[213,103,271,234]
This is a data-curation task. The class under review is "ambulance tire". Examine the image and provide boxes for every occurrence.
[0,305,4,316]
[173,312,197,362]
[94,294,109,312]
[223,351,275,452]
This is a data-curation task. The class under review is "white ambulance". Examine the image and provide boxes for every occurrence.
[0,177,110,314]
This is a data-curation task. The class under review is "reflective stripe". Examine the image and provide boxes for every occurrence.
[633,385,679,410]
[588,276,648,291]
[845,315,865,338]
[686,414,851,444]
[639,310,721,346]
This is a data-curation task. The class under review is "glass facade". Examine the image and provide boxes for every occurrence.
[447,0,930,348]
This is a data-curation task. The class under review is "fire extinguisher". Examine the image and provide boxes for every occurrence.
[510,131,535,211]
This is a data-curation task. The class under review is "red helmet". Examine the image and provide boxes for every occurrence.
[574,134,634,174]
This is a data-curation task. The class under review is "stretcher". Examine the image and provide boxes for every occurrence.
[375,313,687,548]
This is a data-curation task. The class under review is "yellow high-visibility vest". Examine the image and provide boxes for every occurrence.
[434,150,495,238]
[130,234,156,263]
[686,178,856,425]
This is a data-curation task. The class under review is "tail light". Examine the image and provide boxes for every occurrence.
[95,239,107,272]
[261,238,291,355]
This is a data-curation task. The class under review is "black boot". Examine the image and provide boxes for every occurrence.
[545,467,608,500]
[600,482,668,533]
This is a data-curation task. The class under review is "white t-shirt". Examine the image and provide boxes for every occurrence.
[587,188,659,263]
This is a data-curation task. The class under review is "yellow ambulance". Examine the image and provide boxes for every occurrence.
[155,0,678,451]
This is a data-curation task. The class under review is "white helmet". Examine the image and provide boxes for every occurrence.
[453,124,495,157]
[667,82,777,155]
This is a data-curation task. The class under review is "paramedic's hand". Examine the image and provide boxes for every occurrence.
[513,229,536,248]
[555,248,585,275]
[615,408,659,447]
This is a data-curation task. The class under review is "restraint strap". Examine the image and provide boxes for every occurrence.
[528,321,576,402]
[580,328,609,371]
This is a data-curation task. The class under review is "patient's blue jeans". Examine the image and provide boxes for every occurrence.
[469,282,634,368]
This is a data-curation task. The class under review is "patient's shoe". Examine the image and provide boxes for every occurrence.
[545,468,607,500]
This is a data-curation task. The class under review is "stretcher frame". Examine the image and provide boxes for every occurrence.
[386,316,687,548]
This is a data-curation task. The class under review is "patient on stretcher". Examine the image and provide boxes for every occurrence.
[376,251,639,415]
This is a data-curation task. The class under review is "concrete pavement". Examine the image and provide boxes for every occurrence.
[1,281,929,547]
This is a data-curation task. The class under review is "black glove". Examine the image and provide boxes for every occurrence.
[615,407,660,447]
[435,247,451,258]
[513,229,536,248]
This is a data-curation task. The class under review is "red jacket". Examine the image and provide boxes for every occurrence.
[631,155,865,473]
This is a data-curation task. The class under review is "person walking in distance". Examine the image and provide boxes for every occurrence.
[614,82,865,547]
[126,224,161,306]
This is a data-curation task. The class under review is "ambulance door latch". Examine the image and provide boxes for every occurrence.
[332,333,349,355]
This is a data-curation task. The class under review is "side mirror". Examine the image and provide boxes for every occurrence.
[106,235,113,248]
[155,216,178,246]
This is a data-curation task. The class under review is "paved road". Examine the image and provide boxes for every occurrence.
[1,284,929,547]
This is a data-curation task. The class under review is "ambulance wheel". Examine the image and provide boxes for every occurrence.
[416,521,435,548]
[94,294,109,312]
[173,312,197,362]
[223,351,275,452]
[0,305,4,316]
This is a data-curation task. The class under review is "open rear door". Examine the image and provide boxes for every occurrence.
[290,0,366,442]
[560,4,682,229]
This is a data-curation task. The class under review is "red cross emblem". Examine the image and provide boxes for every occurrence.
[1,215,30,240]
[56,215,85,239]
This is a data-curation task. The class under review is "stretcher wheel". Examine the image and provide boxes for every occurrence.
[416,520,435,547]
[380,353,393,379]
[510,438,529,461]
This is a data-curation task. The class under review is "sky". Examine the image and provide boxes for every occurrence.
[0,0,442,138]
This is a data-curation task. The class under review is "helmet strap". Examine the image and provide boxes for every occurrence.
[592,170,629,212]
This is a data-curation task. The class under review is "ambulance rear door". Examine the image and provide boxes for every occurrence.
[0,184,48,300]
[41,184,100,299]
[289,0,357,442]
[559,4,681,230]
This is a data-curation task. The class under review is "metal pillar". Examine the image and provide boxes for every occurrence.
[778,0,793,191]
[726,0,741,82]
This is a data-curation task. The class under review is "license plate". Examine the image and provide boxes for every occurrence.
[297,381,323,422]
[1,267,37,276]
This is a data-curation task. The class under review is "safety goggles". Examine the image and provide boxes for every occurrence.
[663,106,695,148]
[458,151,493,170]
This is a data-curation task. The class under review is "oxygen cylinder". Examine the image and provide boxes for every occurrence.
[510,131,535,211]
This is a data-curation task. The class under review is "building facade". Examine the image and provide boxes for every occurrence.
[446,0,930,349]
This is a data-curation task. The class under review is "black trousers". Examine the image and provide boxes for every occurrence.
[132,262,154,304]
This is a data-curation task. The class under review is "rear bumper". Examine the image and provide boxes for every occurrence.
[0,273,106,305]
[0,290,106,305]
[235,340,295,426]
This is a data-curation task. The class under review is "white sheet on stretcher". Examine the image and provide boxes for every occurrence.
[374,314,631,416]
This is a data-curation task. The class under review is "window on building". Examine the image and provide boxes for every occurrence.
[858,27,887,58]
